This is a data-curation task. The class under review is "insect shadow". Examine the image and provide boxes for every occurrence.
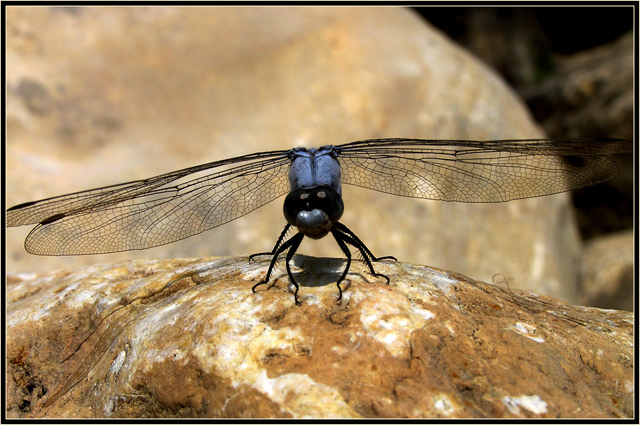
[262,254,375,296]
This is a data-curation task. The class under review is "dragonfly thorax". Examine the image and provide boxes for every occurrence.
[288,146,342,195]
[283,186,344,239]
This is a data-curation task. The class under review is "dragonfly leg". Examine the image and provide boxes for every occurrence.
[283,233,304,305]
[251,230,304,305]
[332,222,397,262]
[332,223,391,286]
[330,228,353,302]
[249,223,292,263]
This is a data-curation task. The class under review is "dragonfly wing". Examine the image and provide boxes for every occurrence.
[336,138,631,203]
[8,151,292,255]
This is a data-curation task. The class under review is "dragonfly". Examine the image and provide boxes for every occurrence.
[7,138,632,304]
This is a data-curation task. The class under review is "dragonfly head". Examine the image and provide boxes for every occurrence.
[283,186,344,239]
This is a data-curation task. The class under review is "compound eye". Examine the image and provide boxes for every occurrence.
[283,186,344,228]
[283,189,311,224]
[310,187,343,222]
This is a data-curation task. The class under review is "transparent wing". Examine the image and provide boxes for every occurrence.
[7,150,292,255]
[8,138,632,256]
[336,138,631,203]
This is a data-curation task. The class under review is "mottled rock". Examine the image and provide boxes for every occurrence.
[579,230,634,312]
[7,6,591,303]
[7,257,633,418]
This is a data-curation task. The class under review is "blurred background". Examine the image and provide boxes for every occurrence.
[5,6,634,309]
[415,7,635,310]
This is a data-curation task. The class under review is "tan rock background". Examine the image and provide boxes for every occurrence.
[5,7,630,304]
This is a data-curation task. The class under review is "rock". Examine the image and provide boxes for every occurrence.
[579,230,634,312]
[522,32,633,141]
[417,8,552,89]
[6,6,592,303]
[416,10,634,302]
[6,256,634,418]
[520,33,633,247]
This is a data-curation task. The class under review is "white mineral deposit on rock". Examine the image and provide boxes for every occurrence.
[502,395,549,415]
[108,349,127,378]
[433,394,457,416]
[508,321,546,343]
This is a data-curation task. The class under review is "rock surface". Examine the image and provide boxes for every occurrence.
[6,256,634,418]
[579,230,634,312]
[6,6,591,304]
